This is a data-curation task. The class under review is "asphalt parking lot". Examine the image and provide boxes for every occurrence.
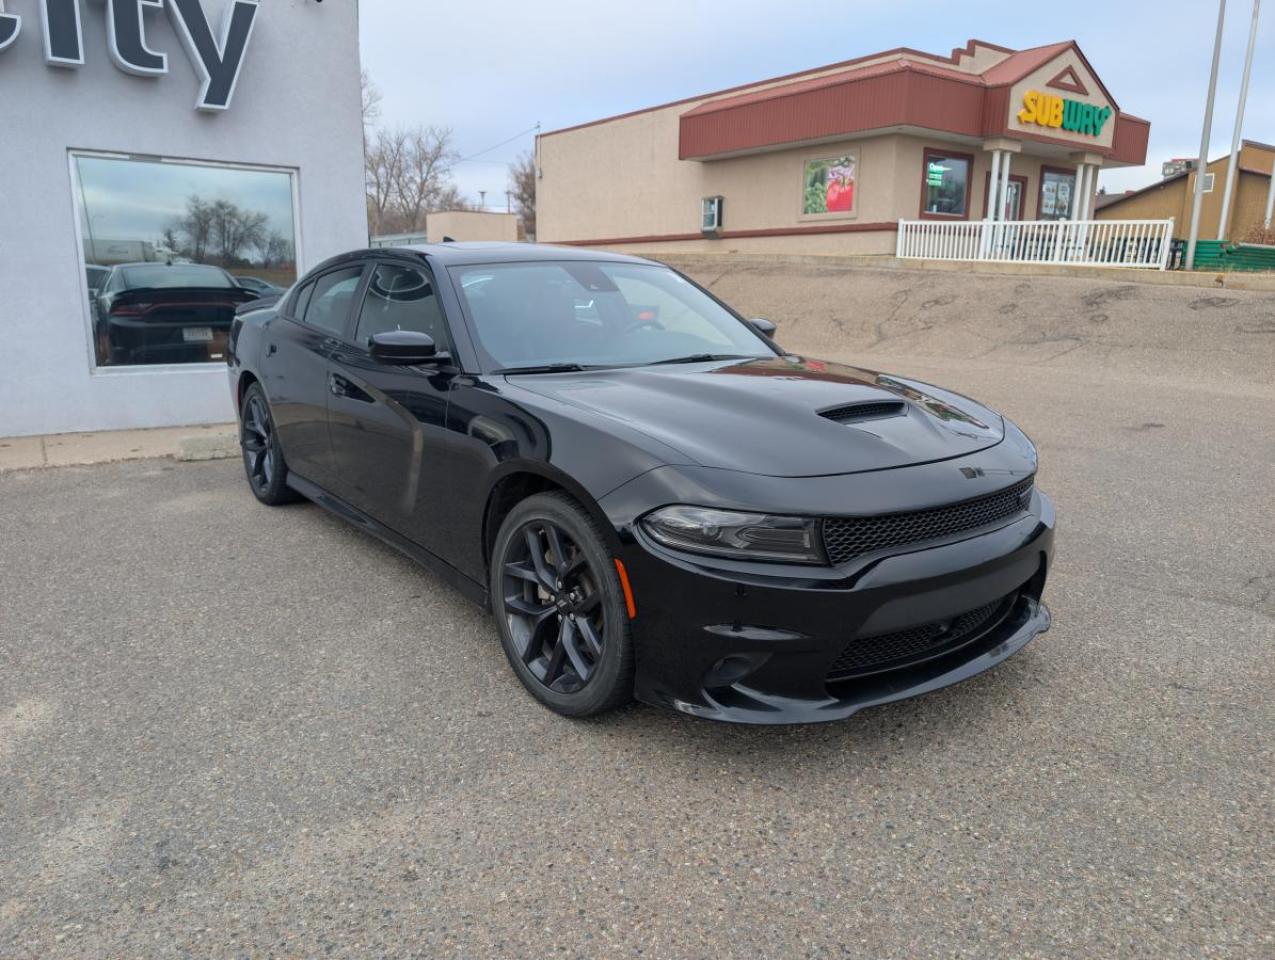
[3,266,1273,958]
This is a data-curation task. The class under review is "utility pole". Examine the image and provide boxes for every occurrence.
[1218,0,1262,240]
[1186,0,1229,270]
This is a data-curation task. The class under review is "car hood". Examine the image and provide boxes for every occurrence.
[509,356,1004,478]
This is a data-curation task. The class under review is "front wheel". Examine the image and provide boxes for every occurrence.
[239,382,299,505]
[490,492,634,718]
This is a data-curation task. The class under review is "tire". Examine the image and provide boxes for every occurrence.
[489,491,635,718]
[239,381,300,506]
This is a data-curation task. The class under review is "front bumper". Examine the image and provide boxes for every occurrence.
[612,489,1055,725]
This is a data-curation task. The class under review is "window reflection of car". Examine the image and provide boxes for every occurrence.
[94,262,256,366]
[85,264,110,297]
[234,275,286,297]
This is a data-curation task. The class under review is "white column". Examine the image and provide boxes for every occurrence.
[1073,162,1088,219]
[999,150,1014,220]
[987,149,1002,222]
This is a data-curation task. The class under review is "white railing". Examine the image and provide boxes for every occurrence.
[896,218,1176,270]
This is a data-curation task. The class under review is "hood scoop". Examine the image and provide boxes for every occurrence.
[819,401,906,425]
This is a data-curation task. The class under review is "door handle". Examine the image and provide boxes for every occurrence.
[328,372,348,397]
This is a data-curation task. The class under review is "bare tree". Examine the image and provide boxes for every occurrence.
[365,125,462,235]
[361,69,382,131]
[509,151,536,238]
[170,196,270,266]
[173,196,215,261]
[258,231,295,269]
[207,199,268,265]
[365,127,406,236]
[393,126,460,232]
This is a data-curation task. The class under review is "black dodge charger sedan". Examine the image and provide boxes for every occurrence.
[227,242,1053,724]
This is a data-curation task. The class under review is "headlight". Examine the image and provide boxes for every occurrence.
[640,505,824,564]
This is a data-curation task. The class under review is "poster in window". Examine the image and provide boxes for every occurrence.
[1040,171,1075,220]
[802,155,857,216]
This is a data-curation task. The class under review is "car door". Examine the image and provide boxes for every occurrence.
[326,258,456,552]
[259,263,367,491]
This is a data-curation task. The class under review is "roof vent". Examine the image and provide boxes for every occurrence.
[819,401,906,424]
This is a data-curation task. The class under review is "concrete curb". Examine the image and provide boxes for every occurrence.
[654,252,1275,292]
[0,424,238,473]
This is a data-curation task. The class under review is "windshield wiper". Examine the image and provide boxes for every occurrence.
[497,362,590,374]
[646,353,757,366]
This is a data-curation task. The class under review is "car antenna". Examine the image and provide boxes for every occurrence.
[442,235,456,243]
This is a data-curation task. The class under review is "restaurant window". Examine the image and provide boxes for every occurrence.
[1039,168,1077,220]
[921,150,972,218]
[72,152,299,368]
[801,153,857,218]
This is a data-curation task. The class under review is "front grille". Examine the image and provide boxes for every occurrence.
[820,401,906,424]
[822,476,1034,565]
[826,592,1015,682]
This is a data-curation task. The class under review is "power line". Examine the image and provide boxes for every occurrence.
[455,122,540,165]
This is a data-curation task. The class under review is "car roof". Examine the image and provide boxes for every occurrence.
[372,241,657,268]
[110,261,222,270]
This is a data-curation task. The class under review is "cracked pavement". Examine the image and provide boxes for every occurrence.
[2,266,1273,958]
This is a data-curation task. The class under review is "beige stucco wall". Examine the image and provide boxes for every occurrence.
[542,121,1093,251]
[537,46,1120,254]
[1006,49,1116,152]
[425,210,518,243]
[535,43,1019,247]
[1096,145,1274,239]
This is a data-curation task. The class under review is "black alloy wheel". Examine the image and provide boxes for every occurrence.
[239,382,298,506]
[491,492,633,716]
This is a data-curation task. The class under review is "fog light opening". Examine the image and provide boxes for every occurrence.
[705,654,763,689]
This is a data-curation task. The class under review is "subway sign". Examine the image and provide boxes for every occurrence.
[1017,90,1112,138]
[0,0,258,112]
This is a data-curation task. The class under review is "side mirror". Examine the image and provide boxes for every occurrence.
[368,330,442,365]
[749,317,777,338]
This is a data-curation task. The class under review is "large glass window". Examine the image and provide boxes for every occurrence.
[921,150,972,218]
[1039,168,1077,221]
[73,153,298,367]
[451,260,775,370]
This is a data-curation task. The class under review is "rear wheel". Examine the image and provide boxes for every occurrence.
[239,382,299,505]
[490,492,634,717]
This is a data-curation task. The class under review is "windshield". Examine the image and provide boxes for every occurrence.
[450,261,775,370]
[120,264,234,290]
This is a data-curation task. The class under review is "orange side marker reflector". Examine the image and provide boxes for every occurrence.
[613,558,637,620]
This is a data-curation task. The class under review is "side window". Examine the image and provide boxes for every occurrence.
[354,262,450,349]
[289,280,315,319]
[302,266,365,336]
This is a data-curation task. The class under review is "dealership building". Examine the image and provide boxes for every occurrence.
[536,39,1150,256]
[0,0,366,438]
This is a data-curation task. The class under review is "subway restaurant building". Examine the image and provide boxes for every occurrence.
[536,40,1150,255]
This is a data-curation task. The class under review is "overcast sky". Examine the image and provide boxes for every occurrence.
[359,0,1274,210]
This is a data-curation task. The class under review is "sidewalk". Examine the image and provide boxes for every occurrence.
[0,423,238,472]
